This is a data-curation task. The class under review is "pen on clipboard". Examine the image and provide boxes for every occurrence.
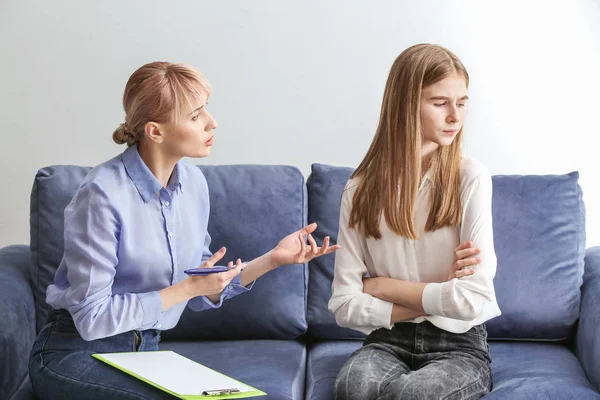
[202,388,241,396]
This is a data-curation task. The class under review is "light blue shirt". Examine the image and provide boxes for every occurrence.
[46,144,251,341]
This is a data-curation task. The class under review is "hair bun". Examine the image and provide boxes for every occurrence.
[112,122,137,146]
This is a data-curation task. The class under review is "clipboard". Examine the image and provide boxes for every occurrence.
[92,350,266,399]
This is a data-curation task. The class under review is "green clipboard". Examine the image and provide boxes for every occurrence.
[92,350,266,399]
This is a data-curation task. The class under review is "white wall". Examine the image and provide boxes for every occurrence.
[1,0,598,248]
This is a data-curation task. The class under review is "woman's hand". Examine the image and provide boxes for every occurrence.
[184,247,244,298]
[270,223,341,268]
[448,241,481,281]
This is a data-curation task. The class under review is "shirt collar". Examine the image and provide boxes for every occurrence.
[122,144,183,203]
[419,167,434,191]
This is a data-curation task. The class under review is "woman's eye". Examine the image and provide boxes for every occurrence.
[192,115,199,121]
[458,103,466,107]
[434,103,445,107]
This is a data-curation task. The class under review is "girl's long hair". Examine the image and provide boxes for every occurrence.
[349,44,469,239]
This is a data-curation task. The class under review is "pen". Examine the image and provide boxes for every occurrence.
[202,388,241,395]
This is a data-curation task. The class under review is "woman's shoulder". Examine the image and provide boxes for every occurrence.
[460,157,492,187]
[78,154,124,192]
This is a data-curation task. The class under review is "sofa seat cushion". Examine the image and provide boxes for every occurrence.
[484,342,600,399]
[305,340,362,400]
[160,339,306,400]
[305,340,599,400]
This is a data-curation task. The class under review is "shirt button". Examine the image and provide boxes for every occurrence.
[228,285,233,290]
[168,232,173,238]
[157,323,162,329]
[173,264,178,268]
[164,201,170,207]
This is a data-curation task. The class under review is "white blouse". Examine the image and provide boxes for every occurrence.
[329,157,502,335]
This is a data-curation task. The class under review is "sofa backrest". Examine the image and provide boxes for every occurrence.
[29,164,308,340]
[306,163,586,341]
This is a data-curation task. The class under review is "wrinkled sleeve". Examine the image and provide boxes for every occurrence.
[328,186,394,334]
[46,182,162,341]
[422,171,498,321]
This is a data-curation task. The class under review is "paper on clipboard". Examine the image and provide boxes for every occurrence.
[93,350,266,399]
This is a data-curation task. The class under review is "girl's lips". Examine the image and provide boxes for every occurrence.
[443,130,458,136]
[205,137,214,146]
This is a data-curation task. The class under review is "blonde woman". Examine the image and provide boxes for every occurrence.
[329,44,501,399]
[28,62,339,399]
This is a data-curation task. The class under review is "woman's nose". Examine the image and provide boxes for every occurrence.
[207,112,218,130]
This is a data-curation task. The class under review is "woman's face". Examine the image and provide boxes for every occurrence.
[159,89,218,159]
[420,73,468,149]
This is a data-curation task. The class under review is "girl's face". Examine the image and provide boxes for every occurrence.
[159,90,218,159]
[420,73,468,149]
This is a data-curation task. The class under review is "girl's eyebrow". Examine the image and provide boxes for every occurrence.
[428,95,469,101]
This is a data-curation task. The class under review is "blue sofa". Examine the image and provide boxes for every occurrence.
[1,163,599,400]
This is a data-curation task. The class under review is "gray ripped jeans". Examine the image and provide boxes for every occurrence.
[334,321,492,400]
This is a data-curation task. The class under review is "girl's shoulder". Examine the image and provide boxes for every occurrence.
[343,176,362,195]
[459,157,492,187]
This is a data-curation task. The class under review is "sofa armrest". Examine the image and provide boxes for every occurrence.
[576,246,600,392]
[0,245,36,400]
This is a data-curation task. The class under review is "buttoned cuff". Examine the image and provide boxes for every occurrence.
[189,273,255,311]
[138,291,163,327]
[422,282,445,317]
[368,296,395,330]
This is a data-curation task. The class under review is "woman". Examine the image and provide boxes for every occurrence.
[29,61,339,399]
[329,44,501,399]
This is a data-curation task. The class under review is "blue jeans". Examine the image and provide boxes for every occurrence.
[334,321,493,400]
[29,309,174,400]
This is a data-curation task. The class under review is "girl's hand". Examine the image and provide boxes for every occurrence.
[270,223,341,267]
[362,276,383,297]
[185,247,244,297]
[448,241,481,281]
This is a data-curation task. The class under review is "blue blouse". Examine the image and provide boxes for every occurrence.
[46,144,250,340]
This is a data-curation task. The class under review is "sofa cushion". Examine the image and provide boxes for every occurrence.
[304,341,599,400]
[484,342,600,399]
[161,340,306,400]
[487,172,585,339]
[30,165,91,332]
[305,340,362,400]
[306,164,586,340]
[306,164,365,339]
[30,164,308,339]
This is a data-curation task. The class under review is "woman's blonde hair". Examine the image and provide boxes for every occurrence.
[112,62,211,146]
[349,44,469,239]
